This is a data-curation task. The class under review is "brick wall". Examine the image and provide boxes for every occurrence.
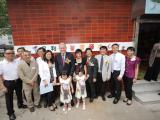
[7,0,133,46]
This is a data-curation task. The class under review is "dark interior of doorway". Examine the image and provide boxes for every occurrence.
[137,23,160,79]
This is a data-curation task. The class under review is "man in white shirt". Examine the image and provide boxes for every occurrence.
[95,46,111,101]
[0,48,26,120]
[108,44,125,104]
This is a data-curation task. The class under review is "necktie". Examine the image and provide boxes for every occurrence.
[62,54,65,66]
[100,55,103,72]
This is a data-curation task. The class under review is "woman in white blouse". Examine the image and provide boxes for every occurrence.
[39,50,57,111]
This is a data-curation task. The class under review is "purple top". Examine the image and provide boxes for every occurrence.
[124,56,141,79]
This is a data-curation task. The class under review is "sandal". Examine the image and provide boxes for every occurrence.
[123,98,128,103]
[53,104,57,110]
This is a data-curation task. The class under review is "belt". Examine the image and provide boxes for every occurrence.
[113,70,120,72]
[4,79,19,82]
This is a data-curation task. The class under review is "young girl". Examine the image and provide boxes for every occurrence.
[75,70,87,110]
[59,71,73,112]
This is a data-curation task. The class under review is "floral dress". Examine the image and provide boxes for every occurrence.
[75,75,87,99]
[60,77,72,103]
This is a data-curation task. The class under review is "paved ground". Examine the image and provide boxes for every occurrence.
[0,92,160,120]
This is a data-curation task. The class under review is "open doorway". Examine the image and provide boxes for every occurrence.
[137,22,160,79]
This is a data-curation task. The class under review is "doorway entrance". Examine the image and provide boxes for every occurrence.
[137,22,160,79]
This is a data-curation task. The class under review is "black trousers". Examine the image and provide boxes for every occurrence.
[123,75,133,100]
[86,78,96,99]
[110,71,122,100]
[4,80,23,116]
[144,57,160,81]
[96,73,107,97]
[42,91,55,107]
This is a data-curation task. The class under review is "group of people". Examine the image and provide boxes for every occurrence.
[0,43,141,120]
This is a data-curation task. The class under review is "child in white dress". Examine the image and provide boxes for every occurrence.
[59,71,72,112]
[75,70,87,110]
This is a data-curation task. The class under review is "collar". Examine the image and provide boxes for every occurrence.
[3,59,16,64]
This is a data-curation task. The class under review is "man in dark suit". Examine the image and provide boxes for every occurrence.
[55,43,75,106]
[84,48,98,103]
[55,43,75,77]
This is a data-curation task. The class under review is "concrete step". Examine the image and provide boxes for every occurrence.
[133,80,160,104]
[133,80,160,93]
[134,91,160,104]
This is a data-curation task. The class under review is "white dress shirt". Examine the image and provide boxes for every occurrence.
[0,59,19,80]
[109,52,125,78]
[38,60,57,86]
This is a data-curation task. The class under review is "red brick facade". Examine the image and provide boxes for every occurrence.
[7,0,133,46]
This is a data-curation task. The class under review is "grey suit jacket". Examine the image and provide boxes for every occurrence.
[95,54,111,82]
[18,59,38,84]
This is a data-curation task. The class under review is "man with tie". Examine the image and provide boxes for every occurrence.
[95,46,111,101]
[55,43,75,106]
[84,48,98,103]
[108,44,125,104]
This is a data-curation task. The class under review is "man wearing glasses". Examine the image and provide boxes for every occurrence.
[0,48,26,120]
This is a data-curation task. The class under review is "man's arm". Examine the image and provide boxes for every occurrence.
[118,55,125,80]
[55,55,60,77]
[18,64,31,84]
[69,53,75,76]
[93,58,98,79]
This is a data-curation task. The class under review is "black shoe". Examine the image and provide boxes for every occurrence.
[102,96,106,101]
[107,94,114,98]
[89,98,94,103]
[44,103,47,108]
[145,79,151,82]
[60,102,64,107]
[113,98,119,104]
[152,79,157,81]
[158,93,160,95]
[18,104,27,109]
[35,104,42,108]
[71,100,74,106]
[9,114,16,120]
[29,107,35,112]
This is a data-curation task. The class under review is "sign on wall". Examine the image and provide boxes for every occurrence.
[14,42,134,54]
[145,0,160,14]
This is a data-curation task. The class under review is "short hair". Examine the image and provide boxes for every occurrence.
[37,47,46,53]
[85,48,92,53]
[127,47,135,52]
[100,46,108,51]
[23,50,31,54]
[112,43,119,47]
[17,47,25,52]
[4,47,14,53]
[75,49,82,54]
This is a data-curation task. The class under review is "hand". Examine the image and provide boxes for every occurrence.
[117,76,122,81]
[93,78,96,83]
[71,88,74,94]
[43,80,48,87]
[52,81,57,86]
[28,81,34,87]
[133,78,137,83]
[2,86,7,93]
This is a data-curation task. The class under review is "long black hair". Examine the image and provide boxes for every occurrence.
[43,50,55,64]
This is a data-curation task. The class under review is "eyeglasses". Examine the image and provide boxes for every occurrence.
[5,52,15,55]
